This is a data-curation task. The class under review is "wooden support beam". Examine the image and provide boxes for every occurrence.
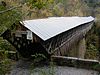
[51,56,100,71]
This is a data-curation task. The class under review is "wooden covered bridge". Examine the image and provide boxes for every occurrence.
[1,16,94,58]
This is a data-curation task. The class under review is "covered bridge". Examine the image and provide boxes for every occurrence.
[1,16,94,58]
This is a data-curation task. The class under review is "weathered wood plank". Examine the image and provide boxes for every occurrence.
[51,56,100,71]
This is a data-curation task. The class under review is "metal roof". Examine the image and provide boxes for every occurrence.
[20,16,94,41]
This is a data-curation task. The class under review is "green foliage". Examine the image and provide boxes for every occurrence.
[31,53,46,63]
[0,49,11,75]
[93,64,100,70]
[0,1,22,35]
[0,37,15,59]
[0,59,11,75]
[88,44,97,51]
[85,44,99,59]
[30,61,55,75]
[0,38,16,74]
[30,66,55,75]
[86,24,100,60]
[53,3,64,16]
[27,0,54,9]
[30,53,56,75]
[86,0,100,8]
[0,38,11,51]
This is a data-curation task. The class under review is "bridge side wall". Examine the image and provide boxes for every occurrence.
[45,21,94,58]
[2,23,49,58]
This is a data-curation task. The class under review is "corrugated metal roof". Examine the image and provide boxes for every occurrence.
[20,16,94,41]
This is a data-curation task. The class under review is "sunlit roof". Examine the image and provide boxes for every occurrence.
[21,16,94,41]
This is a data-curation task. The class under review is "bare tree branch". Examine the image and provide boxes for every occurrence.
[0,5,22,14]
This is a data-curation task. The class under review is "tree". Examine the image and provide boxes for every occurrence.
[0,1,22,35]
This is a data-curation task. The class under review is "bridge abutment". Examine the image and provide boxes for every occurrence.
[78,38,86,59]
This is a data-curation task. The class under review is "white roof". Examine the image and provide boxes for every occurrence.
[21,16,94,41]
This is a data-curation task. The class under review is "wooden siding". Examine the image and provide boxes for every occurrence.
[44,22,94,56]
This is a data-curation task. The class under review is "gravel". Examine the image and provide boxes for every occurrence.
[8,59,99,75]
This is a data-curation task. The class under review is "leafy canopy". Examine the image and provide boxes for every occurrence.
[27,0,54,9]
[0,1,22,35]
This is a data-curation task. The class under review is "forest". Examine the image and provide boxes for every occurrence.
[0,0,100,75]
